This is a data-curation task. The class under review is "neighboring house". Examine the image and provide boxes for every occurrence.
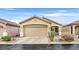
[0,18,19,37]
[63,20,79,35]
[19,16,63,37]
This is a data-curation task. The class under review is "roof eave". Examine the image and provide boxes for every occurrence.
[19,16,52,24]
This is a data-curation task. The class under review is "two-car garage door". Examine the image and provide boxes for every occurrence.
[23,24,48,37]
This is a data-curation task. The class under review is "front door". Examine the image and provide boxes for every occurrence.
[51,26,59,35]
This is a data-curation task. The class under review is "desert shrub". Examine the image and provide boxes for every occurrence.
[1,36,12,41]
[48,31,56,41]
[61,35,74,42]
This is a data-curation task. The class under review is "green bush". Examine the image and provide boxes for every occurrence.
[48,31,56,41]
[1,36,12,41]
[61,35,74,42]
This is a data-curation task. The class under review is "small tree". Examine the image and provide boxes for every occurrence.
[48,31,56,41]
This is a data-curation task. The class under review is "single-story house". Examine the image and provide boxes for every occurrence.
[63,20,79,35]
[19,16,63,37]
[0,18,19,37]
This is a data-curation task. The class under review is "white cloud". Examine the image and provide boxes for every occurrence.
[9,20,19,23]
[43,10,68,13]
[40,9,79,17]
[0,17,19,23]
[41,12,79,17]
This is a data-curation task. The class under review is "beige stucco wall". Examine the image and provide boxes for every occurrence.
[0,26,3,36]
[62,26,72,35]
[21,18,50,26]
[6,25,19,36]
[0,23,8,36]
[0,23,4,36]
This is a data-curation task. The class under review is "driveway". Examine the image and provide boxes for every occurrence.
[15,37,49,44]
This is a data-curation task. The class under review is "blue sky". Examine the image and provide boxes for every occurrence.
[0,8,79,24]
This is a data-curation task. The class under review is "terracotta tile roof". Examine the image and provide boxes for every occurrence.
[0,18,19,27]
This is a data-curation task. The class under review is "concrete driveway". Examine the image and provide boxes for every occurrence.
[15,37,49,44]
